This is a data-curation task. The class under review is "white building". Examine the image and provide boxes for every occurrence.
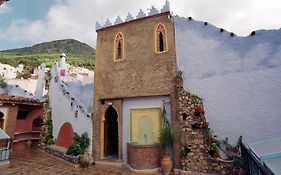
[48,53,93,158]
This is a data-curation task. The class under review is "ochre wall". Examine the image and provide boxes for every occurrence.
[94,12,176,100]
[93,13,177,161]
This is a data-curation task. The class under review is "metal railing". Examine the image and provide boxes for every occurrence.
[241,142,274,175]
[0,138,10,162]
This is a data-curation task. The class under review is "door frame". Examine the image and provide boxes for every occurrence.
[100,105,119,159]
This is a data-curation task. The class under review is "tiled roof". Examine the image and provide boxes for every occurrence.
[0,94,42,106]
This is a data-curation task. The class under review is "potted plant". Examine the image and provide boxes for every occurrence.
[159,127,177,174]
[79,133,90,168]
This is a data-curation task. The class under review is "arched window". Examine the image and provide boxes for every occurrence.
[155,24,167,53]
[114,33,124,61]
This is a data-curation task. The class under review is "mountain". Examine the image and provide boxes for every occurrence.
[0,39,95,69]
[2,39,95,55]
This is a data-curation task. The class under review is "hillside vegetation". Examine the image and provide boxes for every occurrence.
[0,39,95,69]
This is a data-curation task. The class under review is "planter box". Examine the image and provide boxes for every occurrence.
[45,145,80,164]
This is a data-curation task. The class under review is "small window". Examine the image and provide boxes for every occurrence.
[17,111,29,120]
[155,24,168,53]
[114,33,124,61]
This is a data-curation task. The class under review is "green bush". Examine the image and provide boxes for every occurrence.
[47,138,55,145]
[66,132,90,156]
[66,143,81,156]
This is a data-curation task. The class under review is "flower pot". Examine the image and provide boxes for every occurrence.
[161,154,173,174]
[80,152,89,168]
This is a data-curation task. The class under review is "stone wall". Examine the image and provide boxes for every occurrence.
[175,76,234,174]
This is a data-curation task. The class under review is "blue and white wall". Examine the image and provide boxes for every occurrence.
[122,96,171,163]
[49,62,93,155]
[174,16,281,144]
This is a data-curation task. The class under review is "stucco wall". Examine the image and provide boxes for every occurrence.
[49,63,93,155]
[0,63,17,79]
[174,16,281,143]
[122,96,171,163]
[7,79,38,95]
[94,12,176,100]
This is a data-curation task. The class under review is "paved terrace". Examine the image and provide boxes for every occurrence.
[0,149,156,175]
[0,149,218,175]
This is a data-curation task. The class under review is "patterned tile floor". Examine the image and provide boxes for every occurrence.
[0,149,160,175]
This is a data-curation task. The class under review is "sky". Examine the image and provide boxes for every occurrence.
[0,0,281,50]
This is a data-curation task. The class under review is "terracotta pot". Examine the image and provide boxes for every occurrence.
[161,154,172,174]
[80,152,89,168]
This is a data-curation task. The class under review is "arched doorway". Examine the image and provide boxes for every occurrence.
[56,122,74,148]
[104,106,118,158]
[0,112,4,129]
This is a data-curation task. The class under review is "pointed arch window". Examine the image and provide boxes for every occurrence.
[114,32,124,61]
[155,24,167,53]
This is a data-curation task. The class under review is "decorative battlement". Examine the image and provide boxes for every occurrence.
[96,0,170,30]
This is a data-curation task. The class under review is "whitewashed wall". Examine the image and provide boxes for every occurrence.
[0,63,17,80]
[49,63,93,155]
[174,16,281,144]
[122,96,171,163]
[7,79,38,95]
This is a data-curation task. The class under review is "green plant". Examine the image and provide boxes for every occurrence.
[47,138,55,145]
[159,127,177,153]
[66,143,81,156]
[209,143,219,152]
[45,111,53,140]
[66,132,90,156]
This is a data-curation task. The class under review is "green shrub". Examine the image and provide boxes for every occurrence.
[66,132,90,156]
[47,138,55,145]
[66,143,81,156]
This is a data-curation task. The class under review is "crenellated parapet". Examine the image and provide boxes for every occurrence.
[96,0,170,30]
